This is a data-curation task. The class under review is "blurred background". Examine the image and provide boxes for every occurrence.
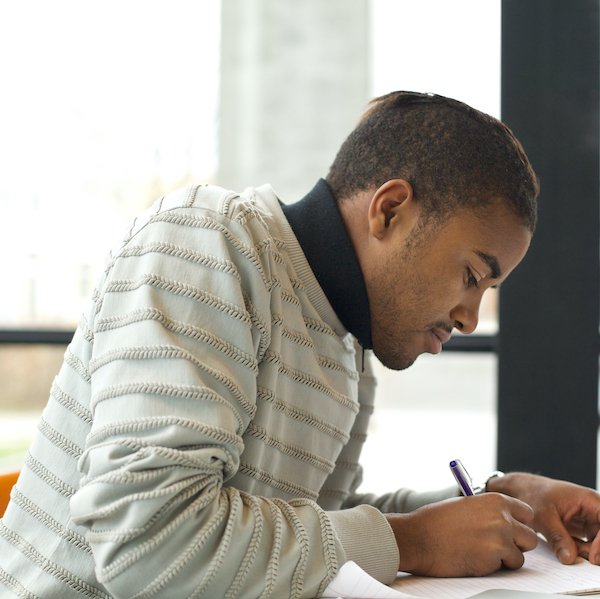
[0,0,597,495]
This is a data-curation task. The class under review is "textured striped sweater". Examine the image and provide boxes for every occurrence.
[0,183,455,598]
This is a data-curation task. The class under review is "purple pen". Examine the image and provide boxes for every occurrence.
[450,459,475,496]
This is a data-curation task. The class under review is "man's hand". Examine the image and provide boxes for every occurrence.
[385,493,538,577]
[488,472,600,566]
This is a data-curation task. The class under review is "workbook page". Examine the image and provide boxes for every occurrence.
[392,541,600,598]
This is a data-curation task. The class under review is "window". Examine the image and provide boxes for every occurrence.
[2,1,504,490]
[0,0,221,468]
[0,0,221,330]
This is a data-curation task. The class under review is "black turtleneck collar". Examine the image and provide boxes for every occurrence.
[281,179,373,350]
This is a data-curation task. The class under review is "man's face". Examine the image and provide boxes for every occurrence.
[364,200,532,370]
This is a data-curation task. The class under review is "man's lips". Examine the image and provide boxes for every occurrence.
[432,328,451,344]
[425,327,453,355]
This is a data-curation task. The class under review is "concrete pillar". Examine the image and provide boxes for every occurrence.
[218,0,371,202]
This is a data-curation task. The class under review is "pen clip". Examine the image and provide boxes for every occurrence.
[450,459,475,496]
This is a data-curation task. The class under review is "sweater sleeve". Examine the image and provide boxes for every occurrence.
[329,347,459,580]
[69,192,343,599]
[343,485,461,513]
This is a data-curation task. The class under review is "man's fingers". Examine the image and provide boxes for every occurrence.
[575,538,591,560]
[514,521,539,553]
[505,494,535,525]
[587,531,600,565]
[542,513,579,564]
[549,534,578,564]
[501,546,527,571]
[565,518,600,542]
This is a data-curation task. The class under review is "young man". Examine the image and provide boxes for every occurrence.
[2,92,600,598]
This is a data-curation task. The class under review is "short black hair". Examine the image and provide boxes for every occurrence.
[326,91,539,231]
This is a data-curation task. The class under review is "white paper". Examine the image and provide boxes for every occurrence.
[322,560,420,599]
[392,540,600,598]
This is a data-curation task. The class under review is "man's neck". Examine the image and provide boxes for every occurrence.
[281,179,373,350]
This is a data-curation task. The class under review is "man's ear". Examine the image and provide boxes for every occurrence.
[368,179,420,240]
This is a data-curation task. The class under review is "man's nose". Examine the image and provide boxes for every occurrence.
[450,296,481,334]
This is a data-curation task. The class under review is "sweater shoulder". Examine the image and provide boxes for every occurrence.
[124,184,281,244]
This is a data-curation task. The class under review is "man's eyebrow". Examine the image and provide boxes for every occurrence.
[475,250,502,279]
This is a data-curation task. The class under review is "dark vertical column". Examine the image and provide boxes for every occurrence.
[498,0,599,487]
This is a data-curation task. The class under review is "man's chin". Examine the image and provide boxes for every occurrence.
[372,346,419,371]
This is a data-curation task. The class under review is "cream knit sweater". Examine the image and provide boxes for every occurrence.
[0,183,455,598]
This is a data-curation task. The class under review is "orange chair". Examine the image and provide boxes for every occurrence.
[0,470,20,517]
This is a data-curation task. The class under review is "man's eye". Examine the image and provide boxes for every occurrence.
[467,269,479,288]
